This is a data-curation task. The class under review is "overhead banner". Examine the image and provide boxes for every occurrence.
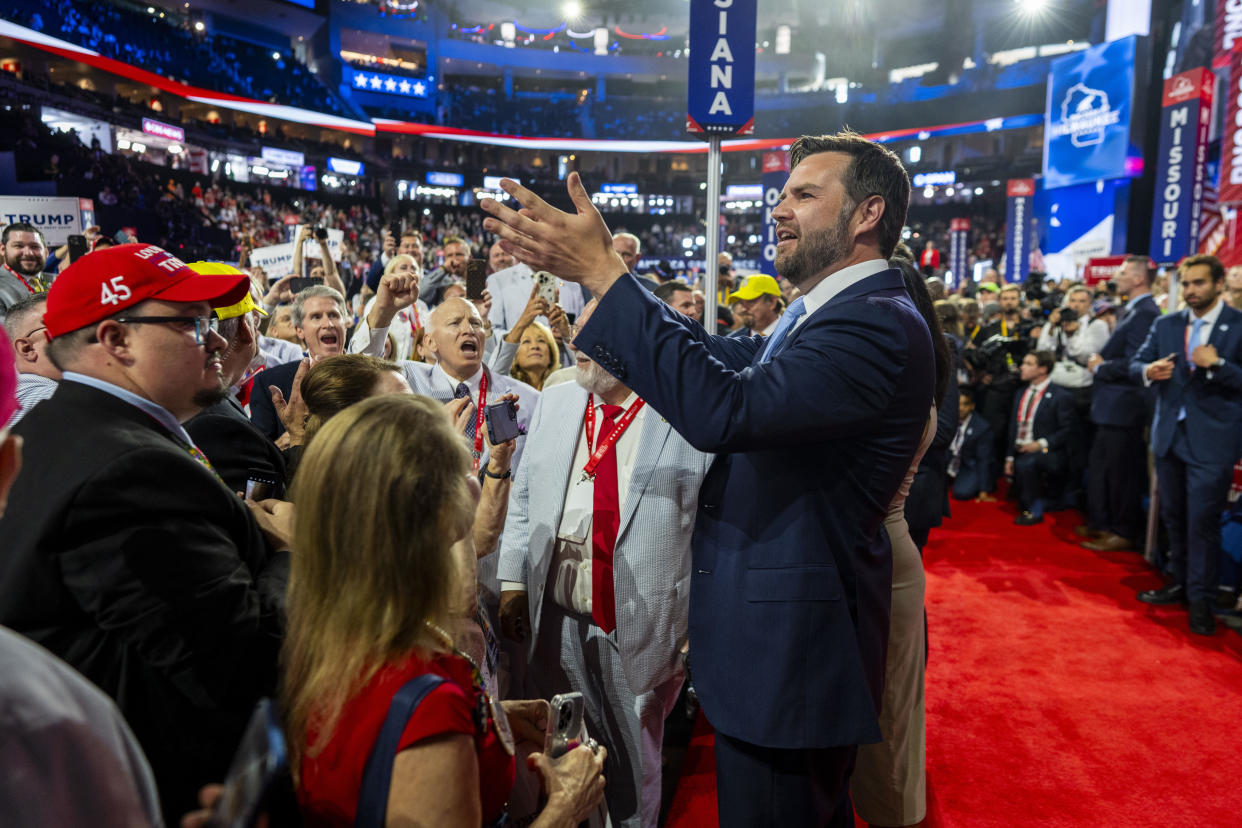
[1005,179,1036,283]
[0,196,88,245]
[686,0,757,135]
[1084,255,1128,286]
[949,218,971,286]
[1042,36,1138,190]
[1149,68,1214,264]
[760,151,789,277]
[1220,49,1242,206]
[1214,0,1242,68]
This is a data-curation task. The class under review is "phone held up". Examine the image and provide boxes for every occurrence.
[534,271,558,306]
[66,234,90,263]
[545,691,585,759]
[204,699,288,828]
[486,399,522,445]
[466,258,488,301]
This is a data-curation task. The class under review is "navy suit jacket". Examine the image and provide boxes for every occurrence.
[1090,294,1159,427]
[248,359,300,440]
[575,269,934,749]
[1007,381,1078,468]
[1130,304,1242,464]
[952,413,994,496]
[906,335,960,531]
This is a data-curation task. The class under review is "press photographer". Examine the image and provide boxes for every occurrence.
[1036,286,1110,394]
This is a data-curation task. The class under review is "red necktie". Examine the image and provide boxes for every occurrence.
[591,404,623,633]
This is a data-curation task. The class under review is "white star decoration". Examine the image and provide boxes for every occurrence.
[384,77,397,91]
[369,75,382,89]
[412,81,426,96]
[353,73,367,87]
[398,79,411,93]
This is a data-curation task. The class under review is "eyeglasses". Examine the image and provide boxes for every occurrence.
[114,315,220,345]
[21,325,47,340]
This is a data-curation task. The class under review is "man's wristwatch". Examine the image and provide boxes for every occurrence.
[1214,357,1227,369]
[483,465,511,480]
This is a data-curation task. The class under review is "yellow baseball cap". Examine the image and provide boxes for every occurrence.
[189,261,268,320]
[726,274,782,302]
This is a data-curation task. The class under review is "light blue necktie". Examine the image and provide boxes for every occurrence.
[758,296,806,364]
[1178,317,1205,421]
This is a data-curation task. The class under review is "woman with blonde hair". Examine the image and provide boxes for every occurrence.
[351,253,428,361]
[283,395,602,827]
[509,320,560,391]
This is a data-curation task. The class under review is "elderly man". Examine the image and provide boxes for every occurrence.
[482,131,934,827]
[1,223,52,321]
[613,232,658,292]
[0,244,287,822]
[185,263,287,496]
[2,292,61,424]
[249,284,348,439]
[726,274,786,338]
[498,298,712,827]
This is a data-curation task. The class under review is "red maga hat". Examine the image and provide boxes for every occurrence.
[44,243,250,339]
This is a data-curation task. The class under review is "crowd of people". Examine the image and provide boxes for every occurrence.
[2,123,1241,828]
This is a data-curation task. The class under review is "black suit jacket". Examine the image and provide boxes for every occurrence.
[1090,294,1158,427]
[906,335,961,531]
[952,413,995,496]
[248,359,301,440]
[1007,382,1079,468]
[186,397,287,497]
[0,381,286,820]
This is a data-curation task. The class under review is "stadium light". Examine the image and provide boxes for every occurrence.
[1015,0,1047,15]
[272,51,281,60]
[563,1,582,18]
[194,21,204,31]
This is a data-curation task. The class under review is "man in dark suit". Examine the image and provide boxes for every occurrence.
[250,284,348,439]
[0,244,288,822]
[906,334,960,548]
[184,264,287,496]
[1081,255,1160,551]
[1005,350,1080,525]
[1131,254,1242,635]
[481,131,934,827]
[949,389,996,501]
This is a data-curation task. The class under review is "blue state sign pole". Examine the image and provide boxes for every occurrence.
[687,0,757,333]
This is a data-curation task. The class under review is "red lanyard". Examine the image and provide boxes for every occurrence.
[471,370,489,471]
[1020,383,1049,425]
[3,263,40,293]
[406,306,421,338]
[579,395,645,483]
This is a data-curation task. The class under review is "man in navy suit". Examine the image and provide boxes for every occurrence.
[481,132,934,827]
[1081,256,1160,551]
[1131,255,1242,635]
[1005,350,1080,525]
[949,389,995,501]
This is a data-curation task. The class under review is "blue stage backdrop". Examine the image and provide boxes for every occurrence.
[1043,36,1139,190]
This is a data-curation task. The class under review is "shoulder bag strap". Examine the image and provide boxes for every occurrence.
[354,674,447,828]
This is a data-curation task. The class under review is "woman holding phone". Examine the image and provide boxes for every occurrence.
[281,395,605,827]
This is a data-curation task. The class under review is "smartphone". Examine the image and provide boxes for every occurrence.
[388,220,402,241]
[288,276,323,295]
[67,234,89,263]
[205,699,287,828]
[244,469,280,502]
[546,692,585,759]
[466,258,488,301]
[486,399,522,445]
[534,271,558,305]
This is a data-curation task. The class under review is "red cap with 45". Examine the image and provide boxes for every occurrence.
[44,243,250,339]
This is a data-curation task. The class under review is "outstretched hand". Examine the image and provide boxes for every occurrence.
[481,173,628,296]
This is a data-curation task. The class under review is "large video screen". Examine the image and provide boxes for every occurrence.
[1042,36,1137,190]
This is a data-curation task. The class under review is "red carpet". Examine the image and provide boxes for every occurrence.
[666,498,1242,826]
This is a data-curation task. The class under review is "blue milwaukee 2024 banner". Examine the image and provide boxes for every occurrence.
[686,0,757,135]
[1005,180,1035,283]
[760,151,789,277]
[949,218,970,287]
[1042,36,1138,190]
[1149,68,1214,264]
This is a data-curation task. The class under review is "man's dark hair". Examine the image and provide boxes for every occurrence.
[1030,349,1056,375]
[1124,254,1156,286]
[653,281,692,304]
[788,131,911,258]
[2,292,48,340]
[2,222,48,249]
[959,389,976,406]
[1180,253,1225,283]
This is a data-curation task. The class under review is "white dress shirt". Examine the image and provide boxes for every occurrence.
[502,391,645,605]
[759,316,781,337]
[347,296,431,361]
[794,258,889,332]
[437,363,484,400]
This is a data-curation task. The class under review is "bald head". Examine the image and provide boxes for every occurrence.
[426,297,486,381]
